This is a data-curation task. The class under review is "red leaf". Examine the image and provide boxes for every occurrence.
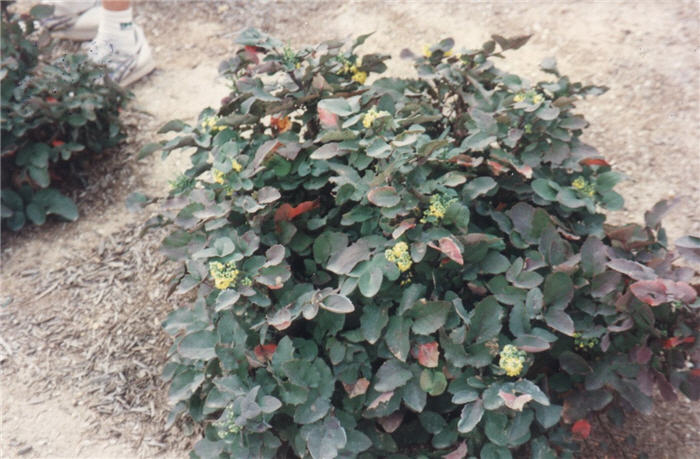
[367,391,394,410]
[498,391,533,411]
[442,441,468,459]
[244,45,260,64]
[51,140,65,148]
[580,158,610,167]
[253,343,277,362]
[342,377,370,398]
[663,336,695,349]
[514,164,533,179]
[271,115,292,134]
[378,411,404,433]
[436,237,463,265]
[449,154,482,168]
[392,219,416,239]
[412,342,439,368]
[46,96,58,103]
[572,419,591,439]
[630,279,697,306]
[318,106,339,128]
[487,159,506,175]
[274,200,320,223]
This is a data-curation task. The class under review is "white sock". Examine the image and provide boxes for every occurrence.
[95,7,137,55]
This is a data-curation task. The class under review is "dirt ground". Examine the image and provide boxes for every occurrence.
[1,1,699,458]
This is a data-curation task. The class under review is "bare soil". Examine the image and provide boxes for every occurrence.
[1,1,698,458]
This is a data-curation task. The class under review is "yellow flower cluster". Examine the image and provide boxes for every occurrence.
[352,71,368,84]
[340,58,367,84]
[572,176,595,197]
[423,45,453,58]
[362,107,390,129]
[215,409,241,439]
[384,241,412,272]
[420,194,457,224]
[212,160,243,185]
[201,116,224,133]
[209,261,240,290]
[573,332,599,350]
[499,344,527,377]
[513,90,544,105]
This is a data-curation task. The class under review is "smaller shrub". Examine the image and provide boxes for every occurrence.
[1,4,129,231]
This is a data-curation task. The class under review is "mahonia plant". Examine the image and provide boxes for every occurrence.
[1,3,128,230]
[138,29,700,459]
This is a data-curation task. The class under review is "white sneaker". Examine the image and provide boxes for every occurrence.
[87,25,155,87]
[43,1,99,41]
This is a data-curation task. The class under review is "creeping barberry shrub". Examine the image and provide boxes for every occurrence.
[138,29,700,458]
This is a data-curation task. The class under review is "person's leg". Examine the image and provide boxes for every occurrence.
[95,0,137,55]
[44,0,99,40]
[88,0,155,86]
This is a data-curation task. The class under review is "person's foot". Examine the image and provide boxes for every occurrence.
[43,1,100,41]
[87,25,155,86]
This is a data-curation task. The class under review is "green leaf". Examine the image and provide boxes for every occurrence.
[543,272,573,309]
[158,119,188,134]
[556,188,586,209]
[457,399,484,433]
[398,283,425,315]
[534,404,562,429]
[419,369,447,396]
[169,369,205,403]
[326,240,370,275]
[137,142,161,159]
[321,294,355,314]
[260,395,282,413]
[544,309,574,336]
[367,186,400,207]
[126,192,149,212]
[513,380,549,405]
[596,171,623,192]
[480,443,513,459]
[465,296,503,344]
[464,176,497,200]
[25,202,46,225]
[306,416,347,459]
[28,166,50,188]
[318,98,354,116]
[359,266,383,297]
[580,235,607,277]
[294,396,330,424]
[410,300,451,335]
[402,379,427,412]
[361,304,389,344]
[35,189,78,221]
[531,179,558,201]
[67,113,86,127]
[374,359,412,392]
[385,316,411,361]
[512,335,550,353]
[178,330,217,360]
[559,351,592,375]
[484,412,509,446]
